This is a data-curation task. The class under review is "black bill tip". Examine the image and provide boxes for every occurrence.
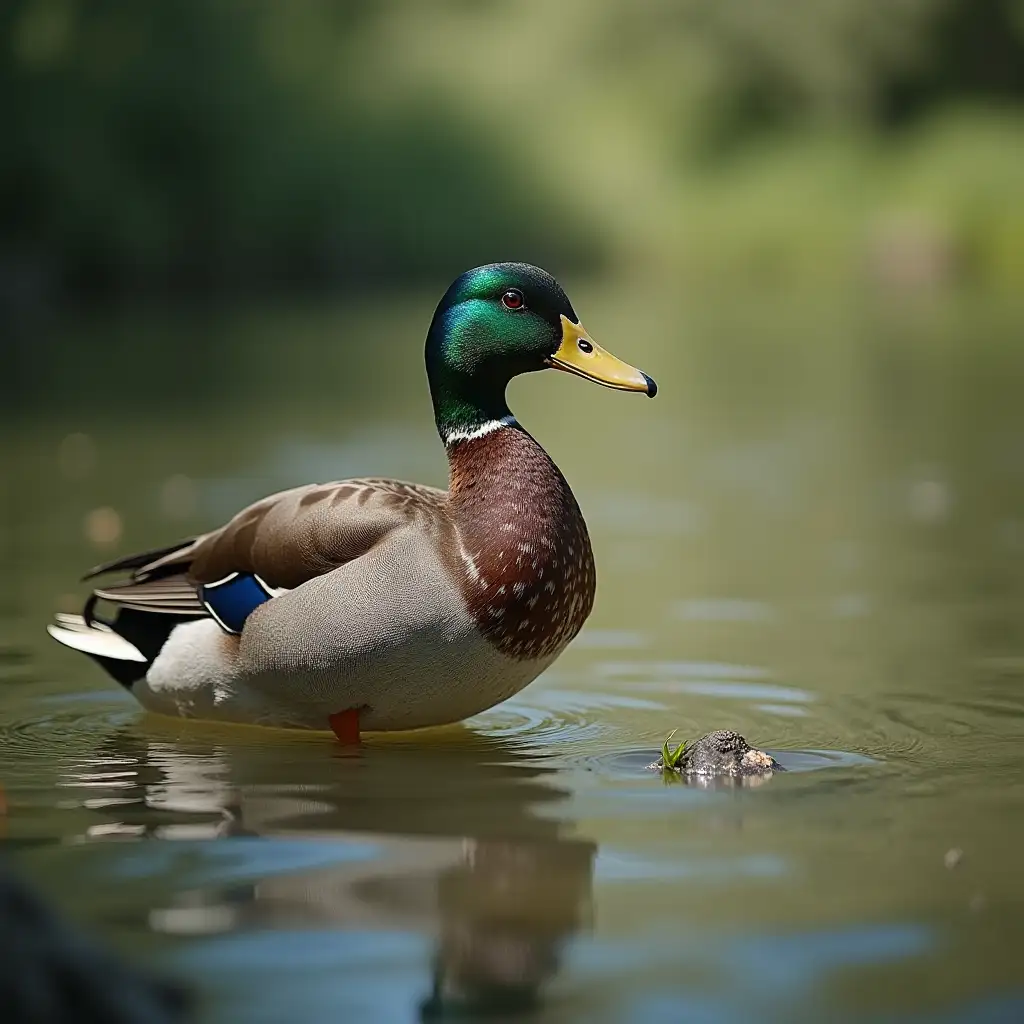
[642,372,658,398]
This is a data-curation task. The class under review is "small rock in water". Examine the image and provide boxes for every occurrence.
[648,729,781,777]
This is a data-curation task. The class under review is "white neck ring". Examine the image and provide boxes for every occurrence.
[444,415,517,446]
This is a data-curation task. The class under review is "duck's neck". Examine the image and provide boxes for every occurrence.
[429,364,513,447]
[444,422,596,661]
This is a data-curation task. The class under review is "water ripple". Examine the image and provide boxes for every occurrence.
[597,661,771,680]
[0,704,133,779]
[672,599,778,623]
[470,688,667,750]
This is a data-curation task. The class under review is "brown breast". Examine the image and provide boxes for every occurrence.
[445,425,596,661]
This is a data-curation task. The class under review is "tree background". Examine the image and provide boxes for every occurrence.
[3,0,1023,308]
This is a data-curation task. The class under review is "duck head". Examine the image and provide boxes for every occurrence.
[426,263,656,442]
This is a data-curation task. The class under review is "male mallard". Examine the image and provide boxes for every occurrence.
[48,264,656,741]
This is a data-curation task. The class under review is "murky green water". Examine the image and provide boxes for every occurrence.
[4,286,1024,1022]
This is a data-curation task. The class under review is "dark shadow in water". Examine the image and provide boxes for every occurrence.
[58,724,596,1020]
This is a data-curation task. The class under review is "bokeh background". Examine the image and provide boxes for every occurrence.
[4,3,1024,1022]
[4,0,1024,308]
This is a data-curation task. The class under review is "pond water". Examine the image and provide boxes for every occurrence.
[4,286,1024,1022]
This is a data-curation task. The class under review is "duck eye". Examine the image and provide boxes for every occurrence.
[501,289,525,310]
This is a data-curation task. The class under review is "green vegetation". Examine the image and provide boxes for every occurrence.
[0,0,596,300]
[662,114,1024,291]
[660,730,688,772]
[3,0,1023,304]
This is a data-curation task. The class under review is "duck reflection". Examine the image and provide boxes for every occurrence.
[60,723,596,1018]
[420,838,593,1019]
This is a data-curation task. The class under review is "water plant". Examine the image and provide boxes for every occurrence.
[660,730,688,771]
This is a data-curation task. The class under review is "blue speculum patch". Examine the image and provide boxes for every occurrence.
[199,573,275,634]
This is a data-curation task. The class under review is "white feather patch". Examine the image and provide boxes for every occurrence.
[47,622,147,662]
[444,415,517,445]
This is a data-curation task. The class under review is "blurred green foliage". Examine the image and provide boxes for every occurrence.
[618,0,1024,152]
[2,0,1023,305]
[0,0,594,302]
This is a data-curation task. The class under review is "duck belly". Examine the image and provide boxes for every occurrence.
[138,545,556,731]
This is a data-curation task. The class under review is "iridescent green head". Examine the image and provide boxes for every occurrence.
[425,262,656,443]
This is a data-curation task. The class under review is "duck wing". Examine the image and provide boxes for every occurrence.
[83,539,205,615]
[188,477,448,587]
[83,478,449,615]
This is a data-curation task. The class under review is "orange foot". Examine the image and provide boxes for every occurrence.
[328,708,361,745]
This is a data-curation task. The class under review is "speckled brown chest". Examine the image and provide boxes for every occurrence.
[445,426,596,661]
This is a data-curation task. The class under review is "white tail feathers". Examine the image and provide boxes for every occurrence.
[47,615,146,663]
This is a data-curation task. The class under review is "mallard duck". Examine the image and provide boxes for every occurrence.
[48,263,656,741]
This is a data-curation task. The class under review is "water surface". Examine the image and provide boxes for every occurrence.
[4,287,1024,1021]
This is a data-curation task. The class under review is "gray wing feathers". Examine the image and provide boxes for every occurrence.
[91,575,204,615]
[188,479,448,589]
[83,478,449,616]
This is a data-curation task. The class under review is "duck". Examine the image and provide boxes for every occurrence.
[48,263,657,742]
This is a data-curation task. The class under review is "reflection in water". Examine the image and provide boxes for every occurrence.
[59,727,596,1019]
[422,839,593,1018]
[661,768,777,791]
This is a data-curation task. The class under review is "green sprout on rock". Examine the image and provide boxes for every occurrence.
[661,729,687,771]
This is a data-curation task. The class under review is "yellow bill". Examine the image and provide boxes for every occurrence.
[548,315,657,397]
